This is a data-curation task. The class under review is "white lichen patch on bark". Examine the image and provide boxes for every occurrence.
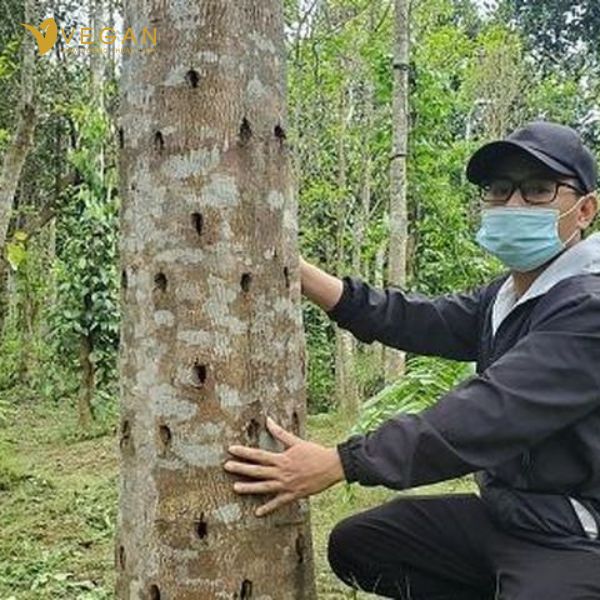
[195,421,224,437]
[176,329,212,346]
[163,147,221,180]
[246,75,268,102]
[272,297,296,318]
[150,384,197,420]
[198,50,219,63]
[154,310,175,327]
[283,370,304,395]
[210,502,242,524]
[177,330,235,360]
[174,421,228,466]
[121,111,155,149]
[174,443,223,468]
[267,190,284,210]
[211,502,242,525]
[166,0,203,29]
[154,248,205,264]
[204,275,247,335]
[283,203,297,234]
[249,32,277,54]
[216,383,243,408]
[126,82,157,110]
[201,173,241,207]
[263,246,276,260]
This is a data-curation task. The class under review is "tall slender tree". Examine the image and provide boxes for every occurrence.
[116,1,317,597]
[385,0,411,383]
[0,0,37,330]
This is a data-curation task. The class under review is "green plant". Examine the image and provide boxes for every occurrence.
[353,355,475,433]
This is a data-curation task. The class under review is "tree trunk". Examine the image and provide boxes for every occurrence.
[385,0,411,383]
[0,258,8,335]
[90,0,105,181]
[91,0,105,106]
[371,244,387,374]
[334,84,359,417]
[0,0,36,254]
[78,333,95,428]
[116,1,317,598]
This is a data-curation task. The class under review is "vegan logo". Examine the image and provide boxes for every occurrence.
[21,16,157,56]
[21,17,58,56]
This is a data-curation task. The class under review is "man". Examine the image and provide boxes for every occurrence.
[223,121,600,599]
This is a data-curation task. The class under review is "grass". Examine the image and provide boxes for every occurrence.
[0,400,475,599]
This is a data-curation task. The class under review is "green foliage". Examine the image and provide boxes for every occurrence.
[292,0,579,407]
[0,400,117,599]
[49,102,120,404]
[0,333,21,392]
[0,442,24,491]
[56,398,119,445]
[0,38,19,81]
[353,356,475,434]
[303,303,336,413]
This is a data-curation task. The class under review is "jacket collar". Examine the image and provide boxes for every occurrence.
[492,232,600,336]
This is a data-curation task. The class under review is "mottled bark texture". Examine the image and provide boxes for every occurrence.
[385,0,411,383]
[0,0,36,256]
[334,84,358,416]
[116,2,317,599]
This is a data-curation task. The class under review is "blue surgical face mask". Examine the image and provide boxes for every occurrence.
[475,199,584,272]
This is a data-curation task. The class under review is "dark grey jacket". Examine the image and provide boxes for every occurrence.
[328,233,600,551]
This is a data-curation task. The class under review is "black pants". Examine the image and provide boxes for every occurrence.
[327,493,600,599]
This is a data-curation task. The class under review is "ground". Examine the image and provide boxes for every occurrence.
[0,400,475,599]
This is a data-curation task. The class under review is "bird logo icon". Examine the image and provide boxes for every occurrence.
[21,17,58,56]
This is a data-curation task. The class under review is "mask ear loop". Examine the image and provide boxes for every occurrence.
[558,193,588,245]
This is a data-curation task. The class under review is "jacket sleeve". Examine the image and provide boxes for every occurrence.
[326,275,488,361]
[336,290,600,489]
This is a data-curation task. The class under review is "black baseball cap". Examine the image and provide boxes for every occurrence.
[466,121,598,193]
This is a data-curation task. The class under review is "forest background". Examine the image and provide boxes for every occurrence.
[0,0,599,597]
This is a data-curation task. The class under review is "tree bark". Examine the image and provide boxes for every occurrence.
[116,1,317,598]
[334,83,359,417]
[91,0,105,107]
[0,0,37,255]
[78,333,95,428]
[385,0,411,383]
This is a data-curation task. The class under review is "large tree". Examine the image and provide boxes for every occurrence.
[116,1,317,597]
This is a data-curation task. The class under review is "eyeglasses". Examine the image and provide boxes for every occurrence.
[479,178,585,206]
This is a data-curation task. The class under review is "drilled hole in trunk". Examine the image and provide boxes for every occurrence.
[118,545,126,570]
[292,411,300,436]
[158,425,172,451]
[154,272,167,292]
[121,269,128,290]
[119,419,131,450]
[154,131,164,152]
[239,118,252,143]
[274,124,286,140]
[240,272,252,292]
[149,584,160,600]
[240,579,253,599]
[185,69,199,88]
[118,127,124,148]
[191,212,203,236]
[283,266,290,288]
[246,418,260,445]
[295,533,305,563]
[195,514,208,539]
[192,362,207,387]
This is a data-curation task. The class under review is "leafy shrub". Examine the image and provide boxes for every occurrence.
[353,355,475,433]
